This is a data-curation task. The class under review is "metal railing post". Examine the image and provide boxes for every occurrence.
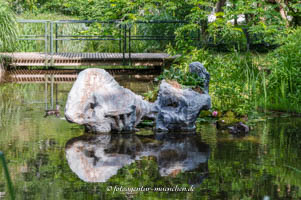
[45,75,48,110]
[128,24,132,66]
[55,23,58,53]
[51,74,54,109]
[50,22,54,66]
[44,22,48,67]
[119,23,122,53]
[0,152,15,200]
[123,24,127,66]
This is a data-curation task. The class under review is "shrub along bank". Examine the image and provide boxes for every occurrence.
[154,29,301,116]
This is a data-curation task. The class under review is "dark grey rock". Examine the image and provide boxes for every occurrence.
[65,68,154,133]
[189,62,210,93]
[227,122,250,135]
[154,62,211,132]
[154,80,211,132]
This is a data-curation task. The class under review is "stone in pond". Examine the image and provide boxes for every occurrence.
[154,80,211,132]
[189,62,210,93]
[65,68,154,133]
[154,62,211,132]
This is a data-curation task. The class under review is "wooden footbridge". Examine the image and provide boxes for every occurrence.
[0,52,176,67]
[0,19,201,82]
[0,52,176,83]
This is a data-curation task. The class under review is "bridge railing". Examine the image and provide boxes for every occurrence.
[49,20,126,64]
[15,20,200,65]
[127,20,191,63]
[17,20,50,63]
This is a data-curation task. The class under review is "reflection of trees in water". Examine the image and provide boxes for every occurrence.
[206,117,301,200]
[0,84,26,128]
[65,133,210,183]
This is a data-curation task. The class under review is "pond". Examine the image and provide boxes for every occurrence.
[0,76,301,200]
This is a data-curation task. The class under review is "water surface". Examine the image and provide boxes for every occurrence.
[0,79,301,199]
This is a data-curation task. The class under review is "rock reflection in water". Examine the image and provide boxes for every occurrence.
[65,133,210,182]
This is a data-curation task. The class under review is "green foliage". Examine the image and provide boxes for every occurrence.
[144,66,205,102]
[265,28,301,113]
[0,0,18,52]
[7,0,301,53]
[206,20,248,51]
[166,28,301,115]
[156,66,204,89]
[143,86,158,102]
[167,48,262,115]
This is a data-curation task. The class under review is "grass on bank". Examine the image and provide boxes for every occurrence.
[154,45,301,116]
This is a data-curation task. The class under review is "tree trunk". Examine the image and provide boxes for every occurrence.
[245,14,250,24]
[233,1,238,25]
[216,0,227,13]
[283,0,301,26]
[275,0,289,27]
[266,0,289,26]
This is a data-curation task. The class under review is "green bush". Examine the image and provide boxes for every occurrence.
[165,48,261,115]
[156,67,204,89]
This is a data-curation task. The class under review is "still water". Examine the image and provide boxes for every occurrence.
[0,77,301,200]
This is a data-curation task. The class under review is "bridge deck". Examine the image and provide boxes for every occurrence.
[6,69,160,83]
[0,52,177,67]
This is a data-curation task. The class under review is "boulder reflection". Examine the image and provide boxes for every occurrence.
[65,133,210,182]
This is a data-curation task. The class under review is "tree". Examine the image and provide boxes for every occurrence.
[216,0,227,13]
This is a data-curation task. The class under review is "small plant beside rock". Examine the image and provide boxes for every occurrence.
[155,66,205,93]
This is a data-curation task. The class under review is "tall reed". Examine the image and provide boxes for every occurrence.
[0,1,18,52]
[263,28,301,113]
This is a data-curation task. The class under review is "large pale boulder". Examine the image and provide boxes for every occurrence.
[65,68,154,133]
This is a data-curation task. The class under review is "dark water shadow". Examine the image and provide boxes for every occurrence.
[65,133,210,183]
